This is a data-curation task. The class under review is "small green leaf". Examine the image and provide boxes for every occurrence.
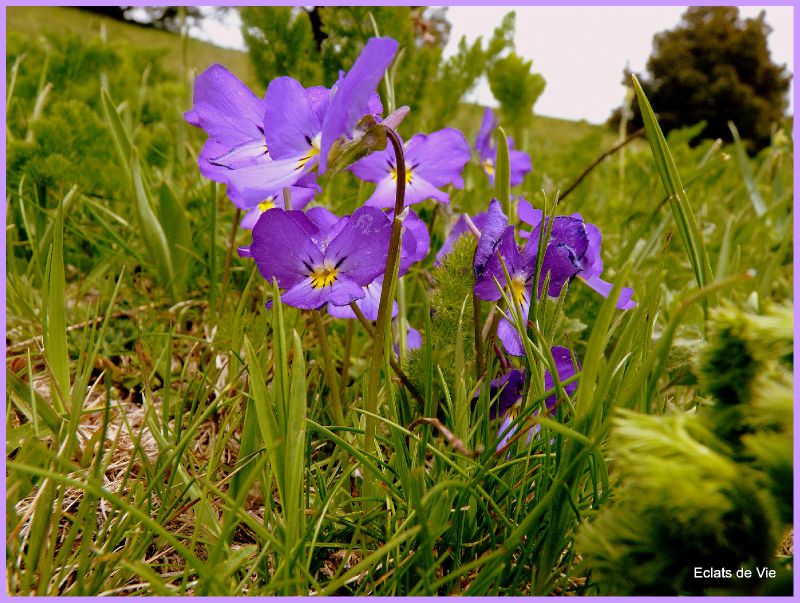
[158,182,191,294]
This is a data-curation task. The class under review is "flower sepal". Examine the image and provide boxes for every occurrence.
[325,107,410,176]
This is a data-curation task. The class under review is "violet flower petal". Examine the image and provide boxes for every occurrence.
[239,187,316,230]
[398,209,430,272]
[497,316,525,357]
[579,275,637,310]
[516,196,543,231]
[325,206,392,285]
[474,226,520,301]
[263,76,322,160]
[405,129,471,188]
[280,273,366,310]
[434,211,488,266]
[185,64,265,146]
[475,107,495,161]
[543,346,580,409]
[407,326,422,350]
[539,243,583,297]
[249,209,323,289]
[473,199,509,280]
[509,149,532,187]
[319,37,398,173]
[224,154,318,207]
[327,277,397,321]
[209,139,268,170]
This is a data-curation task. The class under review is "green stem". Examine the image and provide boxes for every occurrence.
[311,309,345,426]
[340,319,353,395]
[363,126,406,494]
[473,293,484,381]
[349,302,423,405]
[208,182,218,311]
[219,208,241,309]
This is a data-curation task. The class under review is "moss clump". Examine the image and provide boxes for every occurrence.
[578,303,793,596]
[406,235,476,401]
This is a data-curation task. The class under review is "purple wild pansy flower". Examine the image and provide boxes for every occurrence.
[516,198,636,310]
[191,38,397,210]
[184,64,320,226]
[475,107,532,187]
[328,210,430,320]
[490,347,579,452]
[239,206,392,310]
[350,128,471,208]
[472,200,634,355]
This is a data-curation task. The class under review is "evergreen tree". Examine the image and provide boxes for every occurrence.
[610,7,790,152]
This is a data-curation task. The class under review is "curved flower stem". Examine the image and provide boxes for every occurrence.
[348,303,423,405]
[363,125,406,495]
[311,310,346,426]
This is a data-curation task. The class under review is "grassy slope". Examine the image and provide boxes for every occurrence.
[6,6,609,143]
[6,6,255,84]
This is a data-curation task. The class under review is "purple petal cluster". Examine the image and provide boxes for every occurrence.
[185,38,398,227]
[471,199,635,356]
[328,209,430,320]
[350,128,471,208]
[239,206,393,310]
[183,38,645,450]
[475,108,532,187]
[493,347,579,451]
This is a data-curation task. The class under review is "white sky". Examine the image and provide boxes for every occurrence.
[192,5,794,124]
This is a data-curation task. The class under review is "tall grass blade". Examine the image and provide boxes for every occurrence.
[728,121,767,217]
[631,75,712,291]
[494,126,511,216]
[42,202,69,416]
[131,151,175,295]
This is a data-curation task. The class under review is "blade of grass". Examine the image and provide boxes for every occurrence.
[631,74,713,294]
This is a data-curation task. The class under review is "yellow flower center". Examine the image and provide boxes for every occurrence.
[510,277,527,305]
[258,198,276,212]
[391,167,414,184]
[483,158,495,176]
[310,264,338,289]
[298,133,322,168]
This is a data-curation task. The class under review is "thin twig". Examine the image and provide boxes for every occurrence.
[408,417,484,458]
[348,302,424,405]
[559,128,644,202]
